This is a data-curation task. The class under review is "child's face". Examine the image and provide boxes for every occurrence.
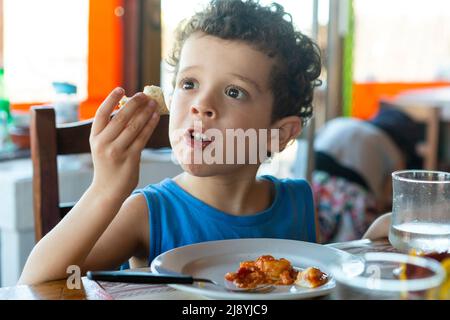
[169,32,277,177]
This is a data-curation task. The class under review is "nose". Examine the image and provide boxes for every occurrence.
[190,92,217,119]
[190,104,216,119]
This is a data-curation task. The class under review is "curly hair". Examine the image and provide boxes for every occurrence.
[167,0,322,125]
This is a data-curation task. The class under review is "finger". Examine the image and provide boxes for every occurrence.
[129,111,161,152]
[91,87,125,137]
[113,102,157,149]
[100,92,152,142]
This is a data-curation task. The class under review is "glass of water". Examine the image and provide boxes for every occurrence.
[331,252,445,300]
[389,170,450,253]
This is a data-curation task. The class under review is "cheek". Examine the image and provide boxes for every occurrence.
[230,115,271,132]
[234,100,273,129]
[168,109,186,147]
[170,90,189,112]
[168,93,188,125]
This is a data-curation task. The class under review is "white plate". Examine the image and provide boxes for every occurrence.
[150,238,361,300]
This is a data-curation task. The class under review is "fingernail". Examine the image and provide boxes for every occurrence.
[152,112,159,119]
[115,87,124,95]
[148,100,156,107]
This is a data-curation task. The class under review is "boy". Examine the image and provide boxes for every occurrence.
[20,0,323,285]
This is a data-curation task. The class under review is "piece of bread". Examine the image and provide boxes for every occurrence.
[119,85,169,115]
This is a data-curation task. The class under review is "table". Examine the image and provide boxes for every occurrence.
[0,239,409,300]
[0,147,30,162]
[395,86,450,120]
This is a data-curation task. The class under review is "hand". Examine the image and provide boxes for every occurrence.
[89,87,160,199]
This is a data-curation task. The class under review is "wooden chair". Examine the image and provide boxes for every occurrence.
[395,104,440,171]
[30,106,170,243]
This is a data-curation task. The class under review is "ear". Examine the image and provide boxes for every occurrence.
[268,116,303,153]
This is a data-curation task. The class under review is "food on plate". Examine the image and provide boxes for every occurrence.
[295,267,329,288]
[225,255,297,289]
[119,85,169,115]
[224,255,328,289]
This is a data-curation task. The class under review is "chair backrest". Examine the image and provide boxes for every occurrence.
[30,106,170,243]
[395,104,440,171]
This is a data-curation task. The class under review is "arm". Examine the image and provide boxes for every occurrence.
[362,212,392,240]
[19,192,150,285]
[19,88,159,285]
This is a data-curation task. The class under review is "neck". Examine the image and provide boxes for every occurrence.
[173,168,273,216]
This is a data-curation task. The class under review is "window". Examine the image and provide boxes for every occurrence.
[0,0,3,68]
[3,0,89,104]
[351,0,450,119]
[354,0,450,82]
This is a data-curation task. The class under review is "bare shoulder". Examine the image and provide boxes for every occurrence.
[123,192,148,213]
[123,193,150,253]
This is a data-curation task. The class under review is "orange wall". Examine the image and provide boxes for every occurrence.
[352,82,450,119]
[79,0,123,119]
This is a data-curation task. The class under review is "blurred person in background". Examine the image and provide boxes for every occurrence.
[313,106,423,243]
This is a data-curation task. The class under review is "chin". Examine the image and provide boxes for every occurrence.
[180,162,247,178]
[180,163,220,177]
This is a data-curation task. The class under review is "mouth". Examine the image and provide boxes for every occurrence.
[184,128,215,149]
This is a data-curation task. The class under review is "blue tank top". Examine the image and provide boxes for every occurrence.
[133,175,316,264]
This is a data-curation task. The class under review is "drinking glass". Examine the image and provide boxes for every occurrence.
[331,252,445,300]
[388,170,450,253]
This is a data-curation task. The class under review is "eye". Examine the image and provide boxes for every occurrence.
[225,86,247,100]
[180,78,199,90]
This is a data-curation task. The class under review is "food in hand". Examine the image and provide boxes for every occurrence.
[119,85,169,115]
[224,255,328,289]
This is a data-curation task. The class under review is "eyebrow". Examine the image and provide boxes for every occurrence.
[178,65,200,75]
[230,73,263,93]
[178,66,263,93]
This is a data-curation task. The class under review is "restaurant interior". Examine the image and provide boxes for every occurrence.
[0,0,449,301]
